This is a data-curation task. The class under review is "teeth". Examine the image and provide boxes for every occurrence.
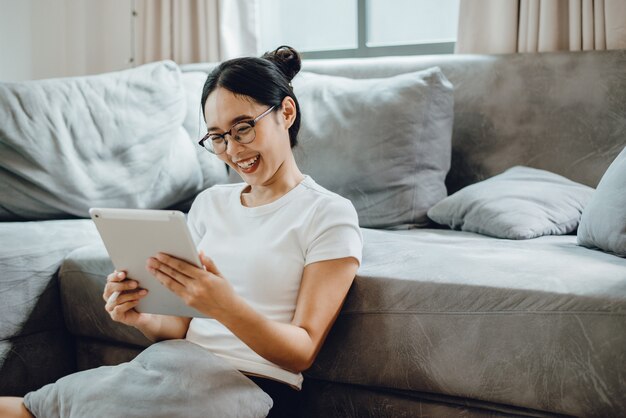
[236,155,259,169]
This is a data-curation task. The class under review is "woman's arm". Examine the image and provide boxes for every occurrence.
[133,314,192,343]
[147,253,358,372]
[219,257,358,372]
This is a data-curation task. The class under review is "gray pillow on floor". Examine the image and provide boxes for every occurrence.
[427,166,595,239]
[577,146,626,256]
[24,339,272,418]
[291,68,454,229]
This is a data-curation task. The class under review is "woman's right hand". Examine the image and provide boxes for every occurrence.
[103,270,150,327]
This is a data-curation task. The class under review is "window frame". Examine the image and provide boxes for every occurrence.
[300,0,456,59]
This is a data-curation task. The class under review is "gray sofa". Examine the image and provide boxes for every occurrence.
[1,50,625,417]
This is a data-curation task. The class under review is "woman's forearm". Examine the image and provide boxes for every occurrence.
[211,257,358,373]
[135,314,192,342]
[216,296,316,373]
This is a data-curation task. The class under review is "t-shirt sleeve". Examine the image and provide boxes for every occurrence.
[305,196,363,266]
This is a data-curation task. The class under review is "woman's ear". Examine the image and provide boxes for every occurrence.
[280,96,297,130]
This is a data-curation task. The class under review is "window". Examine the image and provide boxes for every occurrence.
[258,0,459,59]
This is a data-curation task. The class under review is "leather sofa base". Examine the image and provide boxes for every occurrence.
[0,330,75,396]
[75,337,143,371]
[300,379,569,418]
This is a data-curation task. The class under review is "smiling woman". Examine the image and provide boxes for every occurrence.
[0,46,363,418]
[197,46,305,208]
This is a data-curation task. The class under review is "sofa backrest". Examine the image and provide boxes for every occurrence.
[182,50,626,193]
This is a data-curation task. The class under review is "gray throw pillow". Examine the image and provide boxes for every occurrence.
[577,146,626,256]
[24,339,273,418]
[292,68,454,229]
[427,166,595,239]
[0,61,224,221]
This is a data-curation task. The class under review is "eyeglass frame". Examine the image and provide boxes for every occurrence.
[198,105,276,155]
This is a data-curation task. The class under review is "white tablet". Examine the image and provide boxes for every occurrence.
[89,208,209,318]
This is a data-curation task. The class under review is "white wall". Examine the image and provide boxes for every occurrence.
[0,0,34,80]
[81,1,133,76]
[0,0,132,81]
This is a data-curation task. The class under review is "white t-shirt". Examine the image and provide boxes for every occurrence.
[185,175,363,389]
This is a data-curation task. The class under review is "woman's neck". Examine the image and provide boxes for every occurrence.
[240,157,304,207]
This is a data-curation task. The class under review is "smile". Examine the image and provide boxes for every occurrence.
[235,155,260,172]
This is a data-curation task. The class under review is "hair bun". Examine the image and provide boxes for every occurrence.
[262,45,301,82]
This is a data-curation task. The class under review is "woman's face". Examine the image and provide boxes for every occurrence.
[204,87,295,186]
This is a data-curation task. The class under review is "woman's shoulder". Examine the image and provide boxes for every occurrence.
[300,176,349,202]
[299,176,358,217]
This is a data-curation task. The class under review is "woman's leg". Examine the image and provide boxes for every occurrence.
[0,397,34,418]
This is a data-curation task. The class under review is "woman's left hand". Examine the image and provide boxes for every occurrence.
[146,252,237,318]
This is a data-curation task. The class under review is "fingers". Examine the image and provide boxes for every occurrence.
[102,271,141,302]
[103,270,128,301]
[153,253,198,279]
[147,255,195,285]
[107,291,121,305]
[105,288,148,312]
[149,266,186,296]
[200,252,221,276]
[107,270,126,283]
[108,299,141,322]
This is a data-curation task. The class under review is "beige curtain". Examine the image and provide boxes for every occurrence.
[136,0,260,65]
[456,0,626,53]
[135,0,222,65]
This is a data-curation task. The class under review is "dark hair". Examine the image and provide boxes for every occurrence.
[200,45,302,148]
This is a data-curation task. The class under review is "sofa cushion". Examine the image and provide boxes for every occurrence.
[290,68,453,229]
[0,61,215,221]
[307,228,626,417]
[181,71,229,190]
[427,166,594,239]
[578,145,626,256]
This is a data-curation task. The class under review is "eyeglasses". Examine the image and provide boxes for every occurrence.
[198,106,276,155]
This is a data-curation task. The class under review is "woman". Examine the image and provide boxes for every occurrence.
[0,46,362,417]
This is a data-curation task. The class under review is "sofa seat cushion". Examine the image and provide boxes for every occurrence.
[307,228,626,417]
